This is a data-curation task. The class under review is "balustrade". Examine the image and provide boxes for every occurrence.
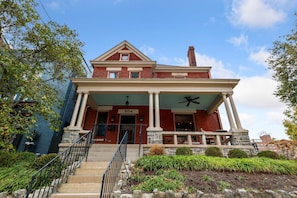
[162,131,232,146]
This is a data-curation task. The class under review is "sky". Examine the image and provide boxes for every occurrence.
[37,0,297,140]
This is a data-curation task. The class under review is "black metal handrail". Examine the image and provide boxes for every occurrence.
[100,131,128,198]
[26,129,94,198]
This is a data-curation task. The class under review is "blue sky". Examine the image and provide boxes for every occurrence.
[37,0,297,140]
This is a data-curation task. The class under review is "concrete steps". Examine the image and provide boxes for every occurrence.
[50,144,141,198]
[50,161,107,198]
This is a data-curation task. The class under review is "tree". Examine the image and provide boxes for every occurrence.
[0,0,86,149]
[267,14,297,140]
[283,108,297,140]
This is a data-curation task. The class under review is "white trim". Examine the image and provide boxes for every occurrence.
[127,68,143,71]
[97,106,113,111]
[106,67,122,71]
[172,72,188,77]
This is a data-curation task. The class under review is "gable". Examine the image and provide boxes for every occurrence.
[91,40,152,62]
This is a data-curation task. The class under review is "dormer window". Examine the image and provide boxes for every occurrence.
[120,54,129,61]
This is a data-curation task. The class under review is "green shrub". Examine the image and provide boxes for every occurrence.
[257,150,280,159]
[131,169,185,192]
[175,147,193,155]
[0,151,37,167]
[228,149,248,158]
[17,152,37,162]
[0,151,17,167]
[31,153,61,170]
[205,147,223,157]
[30,153,64,191]
[135,155,297,174]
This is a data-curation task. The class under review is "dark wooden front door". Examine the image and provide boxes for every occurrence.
[119,115,135,144]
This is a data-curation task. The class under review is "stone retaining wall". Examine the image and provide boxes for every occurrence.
[113,189,297,198]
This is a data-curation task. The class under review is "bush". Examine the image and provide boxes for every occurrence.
[205,147,223,157]
[31,153,60,170]
[257,150,280,159]
[176,147,193,155]
[17,151,37,162]
[0,151,17,167]
[228,148,248,158]
[0,151,36,167]
[30,153,64,191]
[148,144,165,155]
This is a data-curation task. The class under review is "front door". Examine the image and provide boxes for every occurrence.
[119,115,135,144]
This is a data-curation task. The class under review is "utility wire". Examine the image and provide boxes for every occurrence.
[37,0,93,75]
[38,0,52,21]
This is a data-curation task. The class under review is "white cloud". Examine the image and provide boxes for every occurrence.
[266,111,284,125]
[140,45,155,56]
[249,48,270,67]
[228,34,248,48]
[157,48,287,139]
[229,0,286,28]
[234,76,284,109]
[195,53,235,78]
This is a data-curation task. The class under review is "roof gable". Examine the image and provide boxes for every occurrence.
[91,40,152,62]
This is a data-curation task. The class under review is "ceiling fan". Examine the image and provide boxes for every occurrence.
[179,96,200,107]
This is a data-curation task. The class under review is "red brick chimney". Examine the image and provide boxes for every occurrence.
[187,46,197,67]
[260,134,272,144]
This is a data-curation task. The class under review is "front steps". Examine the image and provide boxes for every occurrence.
[50,144,141,198]
[50,161,107,198]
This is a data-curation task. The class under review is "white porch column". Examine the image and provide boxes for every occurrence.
[222,94,236,130]
[76,92,89,128]
[202,134,206,145]
[69,92,82,128]
[154,91,162,130]
[216,135,221,145]
[228,94,243,129]
[147,92,154,130]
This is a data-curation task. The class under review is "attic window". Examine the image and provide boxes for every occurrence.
[121,54,129,61]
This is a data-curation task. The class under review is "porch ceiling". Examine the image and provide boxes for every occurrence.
[91,93,221,111]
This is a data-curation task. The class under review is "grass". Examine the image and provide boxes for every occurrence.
[0,151,37,193]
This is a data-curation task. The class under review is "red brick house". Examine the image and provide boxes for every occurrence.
[61,40,253,154]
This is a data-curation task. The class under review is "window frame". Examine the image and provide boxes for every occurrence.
[108,72,118,79]
[120,54,129,61]
[130,71,140,79]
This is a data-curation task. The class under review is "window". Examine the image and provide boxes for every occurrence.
[121,54,129,61]
[108,72,118,78]
[175,114,195,131]
[130,72,139,78]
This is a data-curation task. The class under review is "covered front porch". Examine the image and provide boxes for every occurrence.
[60,79,251,151]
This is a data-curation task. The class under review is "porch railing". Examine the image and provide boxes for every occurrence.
[162,130,232,146]
[100,131,128,198]
[26,129,94,198]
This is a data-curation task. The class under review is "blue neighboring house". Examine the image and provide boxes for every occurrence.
[15,62,92,154]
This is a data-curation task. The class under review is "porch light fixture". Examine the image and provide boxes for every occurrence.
[125,96,129,106]
[139,115,144,122]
